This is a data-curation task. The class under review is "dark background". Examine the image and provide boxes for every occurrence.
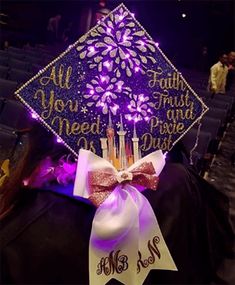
[0,0,234,69]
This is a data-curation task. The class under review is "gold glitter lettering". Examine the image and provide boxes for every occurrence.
[147,69,186,91]
[167,104,196,123]
[34,89,54,119]
[146,67,163,88]
[91,115,101,134]
[39,64,72,89]
[34,89,79,119]
[152,90,191,110]
[51,116,100,136]
[140,133,172,151]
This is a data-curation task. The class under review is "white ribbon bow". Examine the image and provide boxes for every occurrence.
[74,149,177,285]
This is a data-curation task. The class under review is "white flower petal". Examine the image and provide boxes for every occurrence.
[79,35,87,43]
[133,58,141,65]
[114,14,120,24]
[116,30,122,42]
[107,84,114,90]
[90,31,99,37]
[87,39,96,44]
[87,51,96,57]
[136,46,147,53]
[107,21,114,29]
[133,30,145,37]
[147,56,157,63]
[129,60,134,69]
[140,55,148,64]
[120,41,132,47]
[110,48,117,58]
[76,45,84,51]
[86,83,93,89]
[79,51,87,59]
[109,61,114,72]
[147,44,156,52]
[89,64,96,69]
[104,36,116,46]
[94,56,103,63]
[126,66,132,77]
[127,49,137,57]
[97,27,105,33]
[103,106,108,114]
[126,22,135,27]
[116,69,121,77]
[119,48,126,60]
[95,42,107,48]
[101,49,109,56]
[87,102,94,107]
[111,108,117,115]
[95,86,103,93]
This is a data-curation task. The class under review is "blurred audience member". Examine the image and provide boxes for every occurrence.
[3,40,9,50]
[208,53,228,95]
[95,0,110,23]
[226,51,235,91]
[47,14,62,44]
[62,21,73,44]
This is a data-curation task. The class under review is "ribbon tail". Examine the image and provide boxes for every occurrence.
[89,185,140,285]
[130,186,177,285]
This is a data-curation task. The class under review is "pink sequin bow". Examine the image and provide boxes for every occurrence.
[88,162,159,207]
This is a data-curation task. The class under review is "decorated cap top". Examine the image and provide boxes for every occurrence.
[15,3,207,166]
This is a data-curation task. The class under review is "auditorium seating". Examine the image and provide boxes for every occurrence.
[182,128,212,173]
[8,68,33,84]
[0,55,8,66]
[8,58,30,71]
[0,66,9,79]
[0,78,18,99]
[0,127,18,161]
[0,99,31,130]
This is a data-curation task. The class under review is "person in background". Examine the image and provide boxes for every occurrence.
[208,53,229,96]
[47,14,62,44]
[62,21,73,44]
[226,51,235,92]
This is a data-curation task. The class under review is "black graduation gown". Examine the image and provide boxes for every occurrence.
[0,163,233,284]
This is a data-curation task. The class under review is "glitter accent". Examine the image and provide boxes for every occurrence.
[88,161,159,207]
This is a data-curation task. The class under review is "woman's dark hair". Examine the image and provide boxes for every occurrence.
[0,122,65,218]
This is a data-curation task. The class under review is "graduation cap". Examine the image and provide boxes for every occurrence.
[15,3,208,285]
[15,4,207,166]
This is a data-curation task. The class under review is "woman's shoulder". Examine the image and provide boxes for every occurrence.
[0,188,96,249]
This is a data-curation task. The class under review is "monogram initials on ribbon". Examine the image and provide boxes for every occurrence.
[74,149,177,285]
